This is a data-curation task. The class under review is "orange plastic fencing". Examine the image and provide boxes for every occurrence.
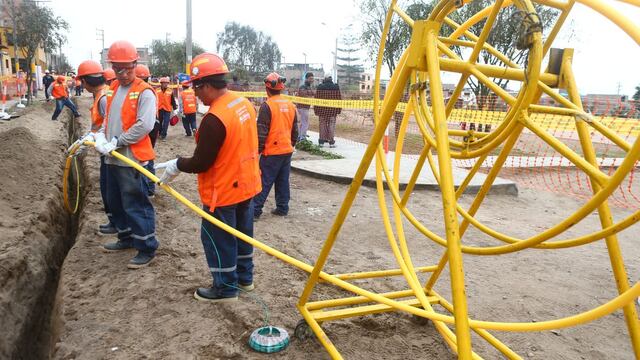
[235,87,639,209]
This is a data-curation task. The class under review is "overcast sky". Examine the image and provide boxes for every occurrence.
[47,0,639,96]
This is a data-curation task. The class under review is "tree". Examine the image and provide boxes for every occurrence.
[58,54,73,74]
[150,39,205,77]
[360,0,559,103]
[7,0,68,104]
[336,33,365,89]
[633,85,640,112]
[216,22,281,77]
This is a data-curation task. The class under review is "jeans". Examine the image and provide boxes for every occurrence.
[182,113,197,136]
[142,160,155,196]
[298,108,310,139]
[52,97,79,120]
[200,198,254,296]
[99,156,113,225]
[159,109,171,139]
[253,153,292,217]
[106,164,158,255]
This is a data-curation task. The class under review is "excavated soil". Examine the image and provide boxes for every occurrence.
[1,96,638,359]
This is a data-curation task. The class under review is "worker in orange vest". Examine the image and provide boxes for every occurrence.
[103,68,116,86]
[48,75,80,120]
[93,40,159,269]
[74,76,83,96]
[135,63,159,197]
[155,53,261,302]
[252,72,298,220]
[179,81,198,136]
[75,59,117,235]
[157,76,177,140]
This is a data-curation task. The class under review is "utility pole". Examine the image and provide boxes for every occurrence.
[96,28,105,69]
[333,37,338,83]
[165,32,170,44]
[185,0,192,74]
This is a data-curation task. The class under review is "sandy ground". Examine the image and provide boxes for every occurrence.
[1,97,638,359]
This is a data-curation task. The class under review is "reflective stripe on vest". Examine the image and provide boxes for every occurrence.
[157,88,172,112]
[196,91,261,209]
[52,83,68,99]
[263,95,296,156]
[104,78,155,162]
[90,89,106,132]
[181,89,197,114]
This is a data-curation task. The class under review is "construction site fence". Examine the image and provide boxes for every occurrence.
[228,89,639,210]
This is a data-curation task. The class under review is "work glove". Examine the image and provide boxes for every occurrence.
[154,158,181,184]
[171,109,179,117]
[67,132,94,153]
[95,135,118,156]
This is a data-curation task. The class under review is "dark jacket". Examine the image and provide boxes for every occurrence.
[43,74,54,87]
[297,82,314,109]
[313,79,341,117]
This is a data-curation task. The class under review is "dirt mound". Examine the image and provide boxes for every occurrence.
[0,111,83,359]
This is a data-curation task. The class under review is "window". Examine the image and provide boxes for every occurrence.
[366,85,370,90]
[361,84,365,90]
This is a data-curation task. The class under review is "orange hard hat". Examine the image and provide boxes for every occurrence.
[107,40,138,63]
[159,76,170,83]
[57,75,65,82]
[103,68,116,81]
[135,64,151,79]
[77,60,103,77]
[264,72,286,90]
[188,53,228,82]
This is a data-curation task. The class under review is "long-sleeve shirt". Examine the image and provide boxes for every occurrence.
[257,102,299,154]
[176,114,226,173]
[99,84,157,167]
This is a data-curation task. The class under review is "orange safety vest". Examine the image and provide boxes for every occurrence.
[156,88,172,112]
[104,78,155,162]
[51,82,68,99]
[90,87,106,131]
[181,88,197,115]
[196,91,261,209]
[263,95,296,156]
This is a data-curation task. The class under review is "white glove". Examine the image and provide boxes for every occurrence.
[171,109,179,117]
[96,136,118,156]
[67,133,91,153]
[154,158,180,183]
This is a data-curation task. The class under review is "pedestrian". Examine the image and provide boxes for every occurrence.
[42,70,54,101]
[157,76,178,140]
[296,72,314,140]
[48,75,81,120]
[76,59,117,235]
[103,68,116,86]
[93,40,159,269]
[135,63,158,197]
[252,72,298,220]
[313,75,342,147]
[180,81,198,136]
[155,53,261,302]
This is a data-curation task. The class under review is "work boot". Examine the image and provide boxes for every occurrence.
[102,240,134,252]
[238,283,255,292]
[271,208,287,216]
[194,287,238,303]
[98,222,117,236]
[127,252,155,269]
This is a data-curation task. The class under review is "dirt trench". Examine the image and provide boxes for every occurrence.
[0,100,88,359]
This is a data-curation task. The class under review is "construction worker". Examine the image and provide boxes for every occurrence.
[74,76,83,96]
[93,40,159,269]
[180,81,198,136]
[252,72,298,220]
[48,75,81,120]
[75,59,117,235]
[103,68,116,86]
[157,76,177,140]
[155,53,261,302]
[135,63,158,197]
